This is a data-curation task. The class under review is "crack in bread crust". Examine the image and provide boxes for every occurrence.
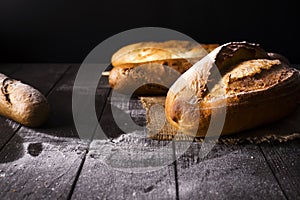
[1,78,15,105]
[205,59,292,100]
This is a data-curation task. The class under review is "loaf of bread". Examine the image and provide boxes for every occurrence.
[0,73,50,127]
[109,40,219,95]
[165,42,300,137]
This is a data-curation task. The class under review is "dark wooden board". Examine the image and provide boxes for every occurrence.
[258,99,300,199]
[0,63,299,199]
[260,140,300,199]
[97,92,147,139]
[10,64,70,95]
[0,63,22,75]
[0,64,23,149]
[0,132,87,200]
[173,142,286,199]
[0,118,20,152]
[71,135,177,200]
[0,64,111,199]
[71,92,177,199]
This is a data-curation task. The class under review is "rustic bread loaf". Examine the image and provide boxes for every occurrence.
[109,40,218,94]
[0,73,50,127]
[165,42,300,137]
[111,40,218,68]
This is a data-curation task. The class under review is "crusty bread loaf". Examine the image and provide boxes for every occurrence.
[165,42,300,137]
[109,40,219,94]
[0,73,50,127]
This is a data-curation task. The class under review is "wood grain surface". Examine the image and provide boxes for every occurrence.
[0,64,299,200]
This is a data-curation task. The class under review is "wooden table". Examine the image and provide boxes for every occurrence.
[0,64,299,200]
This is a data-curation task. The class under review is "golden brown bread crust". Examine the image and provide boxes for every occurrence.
[109,63,182,95]
[0,73,50,127]
[111,40,218,68]
[109,40,219,95]
[165,42,300,137]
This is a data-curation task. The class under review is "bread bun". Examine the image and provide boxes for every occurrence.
[165,42,300,137]
[109,40,218,94]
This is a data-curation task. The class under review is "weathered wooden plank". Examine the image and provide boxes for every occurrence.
[95,92,147,139]
[255,100,300,199]
[71,92,177,200]
[40,65,82,138]
[71,135,177,200]
[0,64,23,149]
[0,64,69,150]
[0,131,87,200]
[173,142,286,199]
[260,140,300,200]
[11,63,70,95]
[44,65,111,138]
[0,118,20,152]
[0,63,22,75]
[0,64,112,200]
[0,63,299,200]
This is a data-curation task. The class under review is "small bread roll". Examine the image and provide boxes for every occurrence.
[109,40,219,94]
[0,73,50,127]
[165,42,300,137]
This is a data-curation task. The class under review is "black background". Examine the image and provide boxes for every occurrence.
[0,0,299,63]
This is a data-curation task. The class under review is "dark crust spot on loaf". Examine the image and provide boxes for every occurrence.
[216,41,269,72]
[1,78,14,104]
[134,84,168,95]
[170,99,183,124]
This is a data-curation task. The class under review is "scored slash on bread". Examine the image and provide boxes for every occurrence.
[165,41,300,137]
